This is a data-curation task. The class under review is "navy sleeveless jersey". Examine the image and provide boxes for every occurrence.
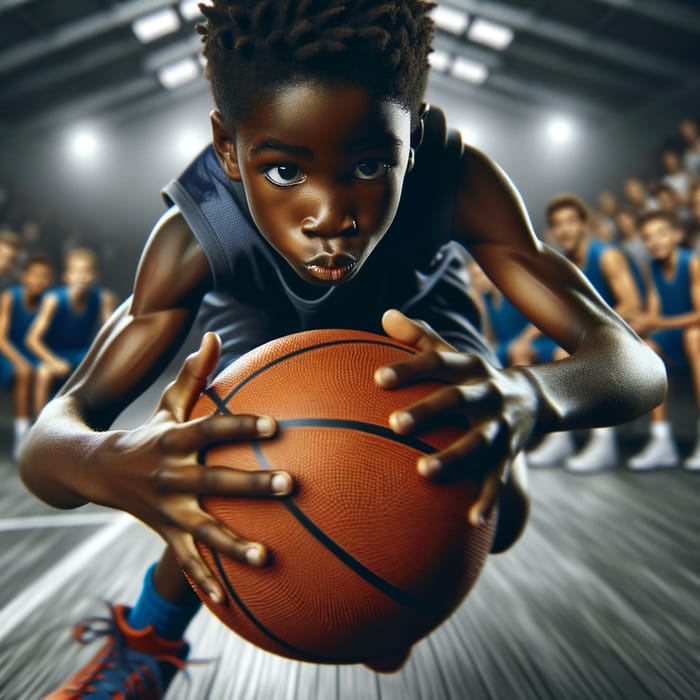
[6,285,43,357]
[651,248,694,315]
[162,106,493,368]
[483,293,528,343]
[582,239,616,307]
[44,286,102,351]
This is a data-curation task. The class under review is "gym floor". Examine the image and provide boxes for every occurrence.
[0,375,698,700]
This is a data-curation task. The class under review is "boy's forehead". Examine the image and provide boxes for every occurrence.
[238,81,411,148]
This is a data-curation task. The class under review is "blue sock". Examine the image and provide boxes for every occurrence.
[127,563,201,641]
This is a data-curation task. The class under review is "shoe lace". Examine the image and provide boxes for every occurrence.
[67,603,187,699]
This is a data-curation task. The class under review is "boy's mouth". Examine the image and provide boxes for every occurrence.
[305,253,357,282]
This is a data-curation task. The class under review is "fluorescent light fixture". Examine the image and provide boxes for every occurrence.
[158,57,199,89]
[132,8,181,44]
[468,18,514,50]
[547,116,575,144]
[428,49,452,72]
[431,4,469,35]
[451,56,488,84]
[179,0,206,21]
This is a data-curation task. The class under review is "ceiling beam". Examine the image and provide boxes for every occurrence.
[594,0,700,35]
[0,0,174,75]
[448,0,695,81]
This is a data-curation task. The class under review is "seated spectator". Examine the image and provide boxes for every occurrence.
[661,149,693,204]
[526,194,642,472]
[679,117,700,179]
[615,206,650,277]
[623,176,657,214]
[26,248,117,413]
[688,182,700,252]
[627,212,700,471]
[0,255,53,460]
[651,182,693,237]
[0,229,21,289]
[592,190,620,241]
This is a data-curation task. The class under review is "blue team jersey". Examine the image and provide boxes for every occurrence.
[650,248,694,315]
[581,239,616,307]
[483,293,528,343]
[44,286,102,352]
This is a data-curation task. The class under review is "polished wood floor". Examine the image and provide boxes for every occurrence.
[0,379,698,700]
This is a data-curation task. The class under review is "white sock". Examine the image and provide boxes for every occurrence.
[14,417,30,441]
[590,426,615,440]
[650,421,671,440]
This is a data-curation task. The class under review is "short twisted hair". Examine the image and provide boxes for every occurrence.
[198,0,435,128]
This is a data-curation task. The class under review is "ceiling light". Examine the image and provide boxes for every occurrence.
[431,4,469,35]
[179,0,206,21]
[451,56,488,84]
[67,128,100,160]
[547,116,575,144]
[429,50,452,72]
[468,18,514,50]
[132,8,181,44]
[158,57,199,89]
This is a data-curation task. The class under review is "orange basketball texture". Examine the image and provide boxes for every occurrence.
[187,329,495,665]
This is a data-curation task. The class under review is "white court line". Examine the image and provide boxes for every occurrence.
[0,513,134,642]
[0,512,120,531]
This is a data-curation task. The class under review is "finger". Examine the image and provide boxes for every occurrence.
[468,472,505,528]
[158,413,277,453]
[160,332,222,421]
[381,309,455,353]
[389,382,497,435]
[377,348,490,390]
[416,419,508,481]
[155,464,293,497]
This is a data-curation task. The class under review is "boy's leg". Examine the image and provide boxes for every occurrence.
[681,327,700,470]
[44,547,200,699]
[33,364,55,415]
[11,362,33,460]
[628,336,679,470]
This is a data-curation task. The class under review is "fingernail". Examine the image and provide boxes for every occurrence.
[208,588,223,605]
[271,471,292,495]
[256,416,276,436]
[418,457,441,477]
[390,411,414,432]
[375,367,397,386]
[246,545,265,566]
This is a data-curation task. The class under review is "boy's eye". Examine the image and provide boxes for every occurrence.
[354,159,389,180]
[264,164,305,186]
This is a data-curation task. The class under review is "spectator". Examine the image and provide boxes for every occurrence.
[0,229,22,289]
[623,176,657,214]
[679,117,700,179]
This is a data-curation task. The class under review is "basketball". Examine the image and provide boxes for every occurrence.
[187,328,495,665]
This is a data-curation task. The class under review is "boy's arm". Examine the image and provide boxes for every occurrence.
[0,291,29,368]
[19,208,292,602]
[25,294,68,370]
[377,145,665,524]
[599,247,642,318]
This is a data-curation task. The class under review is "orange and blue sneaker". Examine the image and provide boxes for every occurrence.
[43,603,189,699]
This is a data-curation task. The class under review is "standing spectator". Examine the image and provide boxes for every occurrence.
[0,255,53,459]
[26,248,116,412]
[627,212,700,471]
[527,194,642,472]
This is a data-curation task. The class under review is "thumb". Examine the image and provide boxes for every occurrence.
[381,309,454,353]
[160,332,222,421]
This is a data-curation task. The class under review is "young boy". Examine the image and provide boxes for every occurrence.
[18,2,664,697]
[525,194,643,472]
[0,254,53,459]
[0,228,21,289]
[25,247,116,413]
[627,211,700,470]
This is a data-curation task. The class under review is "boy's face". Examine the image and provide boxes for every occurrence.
[624,178,646,207]
[213,81,413,286]
[22,263,52,296]
[640,218,682,260]
[548,206,587,255]
[0,242,18,275]
[64,256,96,292]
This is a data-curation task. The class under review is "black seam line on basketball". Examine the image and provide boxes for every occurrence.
[209,547,334,664]
[203,387,228,412]
[218,338,415,406]
[251,442,440,617]
[276,418,438,455]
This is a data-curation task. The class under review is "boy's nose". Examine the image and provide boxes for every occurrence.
[301,195,357,238]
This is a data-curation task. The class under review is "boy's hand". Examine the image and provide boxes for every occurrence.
[376,310,537,528]
[90,333,293,604]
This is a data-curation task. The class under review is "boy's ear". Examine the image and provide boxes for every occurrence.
[211,111,242,181]
[407,104,427,173]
